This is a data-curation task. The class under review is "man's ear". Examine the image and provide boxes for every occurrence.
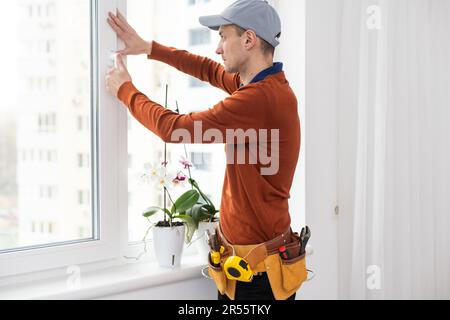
[243,30,257,50]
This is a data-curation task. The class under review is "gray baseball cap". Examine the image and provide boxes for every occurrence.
[199,0,281,48]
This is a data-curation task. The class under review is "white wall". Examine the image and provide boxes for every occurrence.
[302,0,340,299]
[272,0,306,232]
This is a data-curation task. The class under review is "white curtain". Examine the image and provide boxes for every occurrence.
[337,0,450,299]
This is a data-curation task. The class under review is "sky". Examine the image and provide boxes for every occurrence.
[0,2,19,111]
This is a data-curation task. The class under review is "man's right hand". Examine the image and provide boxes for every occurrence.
[107,11,152,56]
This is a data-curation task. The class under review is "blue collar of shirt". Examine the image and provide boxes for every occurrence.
[240,62,284,87]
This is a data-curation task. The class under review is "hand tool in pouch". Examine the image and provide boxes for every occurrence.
[299,226,311,256]
[206,230,224,267]
[209,228,254,282]
[279,245,290,260]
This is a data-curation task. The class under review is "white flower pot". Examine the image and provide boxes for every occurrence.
[153,224,185,268]
[195,221,219,264]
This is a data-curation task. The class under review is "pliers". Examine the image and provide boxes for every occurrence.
[299,226,311,256]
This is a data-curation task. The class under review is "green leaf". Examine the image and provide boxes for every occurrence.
[171,190,200,214]
[187,204,210,228]
[176,214,197,244]
[202,204,217,214]
[163,208,173,219]
[142,207,172,220]
[142,207,163,218]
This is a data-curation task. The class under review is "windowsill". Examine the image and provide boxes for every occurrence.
[0,255,208,300]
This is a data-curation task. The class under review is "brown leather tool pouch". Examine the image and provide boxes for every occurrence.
[209,226,309,300]
[265,235,308,300]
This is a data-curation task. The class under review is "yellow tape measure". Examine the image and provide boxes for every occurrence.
[223,256,254,282]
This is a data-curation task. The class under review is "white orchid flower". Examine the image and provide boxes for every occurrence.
[154,174,173,191]
[143,162,166,182]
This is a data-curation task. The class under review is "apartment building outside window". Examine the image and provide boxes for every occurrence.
[77,153,90,168]
[189,28,211,46]
[190,152,212,171]
[0,0,103,276]
[77,190,90,206]
[37,113,57,133]
[76,115,89,131]
[188,0,211,6]
[189,77,207,88]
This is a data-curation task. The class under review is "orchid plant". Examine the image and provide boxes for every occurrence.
[140,96,219,245]
[126,88,219,261]
[141,154,219,244]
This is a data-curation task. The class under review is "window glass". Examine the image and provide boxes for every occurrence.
[0,0,93,252]
[126,0,234,242]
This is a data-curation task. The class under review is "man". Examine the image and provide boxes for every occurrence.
[106,0,301,300]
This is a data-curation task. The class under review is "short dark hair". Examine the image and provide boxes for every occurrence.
[232,25,275,57]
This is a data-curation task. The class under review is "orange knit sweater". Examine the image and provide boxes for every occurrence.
[118,41,301,245]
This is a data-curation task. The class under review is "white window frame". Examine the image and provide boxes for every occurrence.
[271,0,306,231]
[0,0,128,278]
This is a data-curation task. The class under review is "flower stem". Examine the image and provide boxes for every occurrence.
[184,146,193,190]
[164,187,176,218]
[176,101,194,190]
[176,100,217,222]
[163,84,169,224]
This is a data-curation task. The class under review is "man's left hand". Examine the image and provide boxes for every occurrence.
[106,54,132,98]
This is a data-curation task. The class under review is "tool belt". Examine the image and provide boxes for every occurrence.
[207,225,308,300]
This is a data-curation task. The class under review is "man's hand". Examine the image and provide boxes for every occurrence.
[107,11,152,56]
[106,54,132,98]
